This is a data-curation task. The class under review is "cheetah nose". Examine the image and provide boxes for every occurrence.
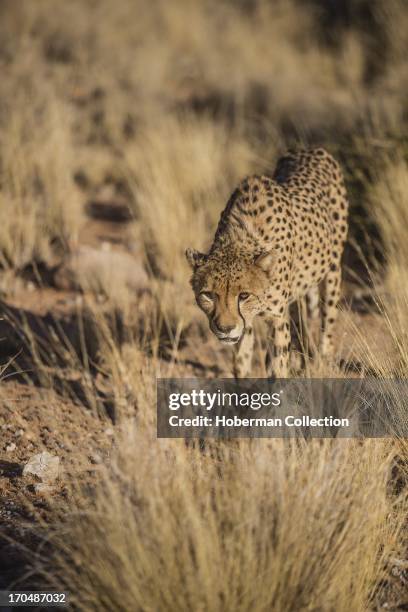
[213,321,236,334]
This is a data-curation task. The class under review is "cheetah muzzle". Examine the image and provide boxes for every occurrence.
[186,148,349,378]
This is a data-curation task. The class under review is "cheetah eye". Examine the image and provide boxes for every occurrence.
[200,291,215,301]
[239,292,251,301]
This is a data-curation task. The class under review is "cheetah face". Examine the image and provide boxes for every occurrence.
[186,248,273,344]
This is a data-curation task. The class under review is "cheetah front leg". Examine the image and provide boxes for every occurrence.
[267,310,291,378]
[306,285,320,320]
[320,261,341,357]
[233,326,254,378]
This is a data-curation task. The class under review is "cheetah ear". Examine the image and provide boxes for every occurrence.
[255,251,275,272]
[185,248,207,270]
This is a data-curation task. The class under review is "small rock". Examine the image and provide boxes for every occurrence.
[89,453,103,464]
[54,245,148,292]
[105,427,114,436]
[6,442,16,453]
[23,451,60,483]
[34,483,54,496]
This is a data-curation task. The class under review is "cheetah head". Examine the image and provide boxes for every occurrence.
[186,247,274,344]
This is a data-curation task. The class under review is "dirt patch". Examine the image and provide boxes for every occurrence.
[0,380,114,591]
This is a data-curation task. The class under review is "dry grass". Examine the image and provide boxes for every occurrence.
[0,0,407,610]
[48,432,403,612]
[0,85,82,268]
[124,115,262,280]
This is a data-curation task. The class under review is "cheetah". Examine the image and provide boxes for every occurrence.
[186,148,349,378]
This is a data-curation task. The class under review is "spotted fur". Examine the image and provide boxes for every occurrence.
[186,148,349,377]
